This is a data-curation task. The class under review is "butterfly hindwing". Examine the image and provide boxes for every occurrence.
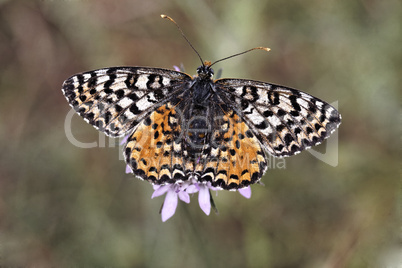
[62,67,192,137]
[198,108,268,189]
[216,79,341,157]
[124,102,185,184]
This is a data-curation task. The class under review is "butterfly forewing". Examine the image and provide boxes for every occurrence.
[62,67,192,137]
[215,79,341,157]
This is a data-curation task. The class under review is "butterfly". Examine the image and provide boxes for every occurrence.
[62,15,341,190]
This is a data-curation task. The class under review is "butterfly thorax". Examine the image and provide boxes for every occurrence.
[190,64,215,104]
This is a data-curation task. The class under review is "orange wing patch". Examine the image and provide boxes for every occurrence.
[202,111,267,190]
[124,102,183,183]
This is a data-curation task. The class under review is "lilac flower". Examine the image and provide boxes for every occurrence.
[152,184,190,222]
[238,186,252,199]
[187,181,219,215]
[150,180,252,221]
[151,180,219,221]
[198,184,211,215]
[120,134,129,146]
[125,165,132,174]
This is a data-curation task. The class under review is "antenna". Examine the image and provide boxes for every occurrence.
[210,47,270,67]
[161,14,204,66]
[161,15,271,68]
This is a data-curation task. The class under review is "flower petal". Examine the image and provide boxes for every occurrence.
[206,182,220,192]
[198,186,211,215]
[120,134,130,145]
[151,185,170,199]
[178,191,190,203]
[153,185,160,191]
[238,186,252,199]
[161,190,178,222]
[186,184,199,194]
[125,165,132,174]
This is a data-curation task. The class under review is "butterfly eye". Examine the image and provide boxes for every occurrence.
[196,65,214,79]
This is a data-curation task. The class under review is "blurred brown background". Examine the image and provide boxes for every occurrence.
[0,0,400,267]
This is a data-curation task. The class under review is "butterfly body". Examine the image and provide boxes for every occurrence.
[190,64,215,102]
[62,62,340,190]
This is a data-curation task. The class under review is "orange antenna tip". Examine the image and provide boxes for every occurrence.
[161,15,177,24]
[258,47,271,52]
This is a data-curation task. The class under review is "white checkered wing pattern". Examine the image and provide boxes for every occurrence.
[62,67,192,137]
[216,79,341,157]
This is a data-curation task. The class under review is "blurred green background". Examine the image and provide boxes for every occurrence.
[0,0,400,267]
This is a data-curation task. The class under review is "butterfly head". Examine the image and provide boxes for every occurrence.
[197,61,214,80]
